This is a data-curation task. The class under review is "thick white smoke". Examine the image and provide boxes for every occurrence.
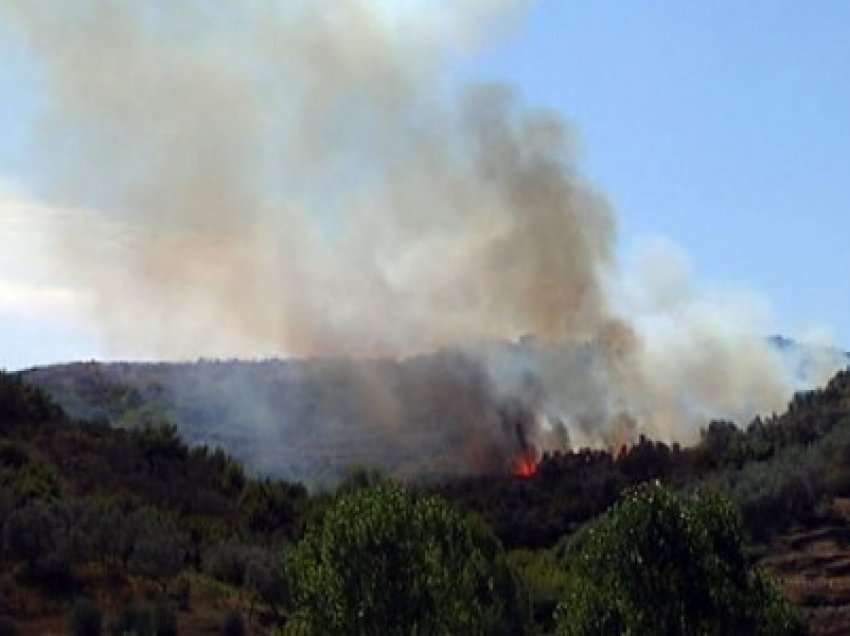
[2,0,842,463]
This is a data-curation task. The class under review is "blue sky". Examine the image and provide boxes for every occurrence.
[1,1,848,369]
[461,1,850,347]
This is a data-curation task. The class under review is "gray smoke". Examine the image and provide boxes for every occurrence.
[3,1,840,474]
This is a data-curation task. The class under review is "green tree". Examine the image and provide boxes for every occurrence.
[554,482,803,636]
[507,548,573,632]
[285,483,522,635]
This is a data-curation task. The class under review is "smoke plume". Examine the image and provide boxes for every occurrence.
[3,1,842,476]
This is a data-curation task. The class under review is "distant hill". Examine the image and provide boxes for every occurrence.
[22,351,529,487]
[21,337,849,487]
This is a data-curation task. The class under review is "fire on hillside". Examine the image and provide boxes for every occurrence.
[512,449,539,478]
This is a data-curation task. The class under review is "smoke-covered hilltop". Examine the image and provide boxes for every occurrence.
[22,337,847,488]
[3,2,844,462]
[23,344,579,487]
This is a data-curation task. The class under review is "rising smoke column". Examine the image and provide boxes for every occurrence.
[2,0,831,472]
[3,0,617,358]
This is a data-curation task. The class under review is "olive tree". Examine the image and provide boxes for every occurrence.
[555,482,803,636]
[285,483,522,635]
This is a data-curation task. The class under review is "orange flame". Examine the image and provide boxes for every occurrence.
[512,451,538,478]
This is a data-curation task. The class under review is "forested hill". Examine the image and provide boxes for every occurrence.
[20,339,850,488]
[436,367,850,547]
[0,370,308,634]
[3,364,850,633]
[22,353,518,486]
[15,349,850,549]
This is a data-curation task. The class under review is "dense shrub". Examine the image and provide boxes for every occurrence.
[554,483,803,636]
[285,483,524,635]
[69,598,102,636]
[704,419,850,540]
[507,548,573,632]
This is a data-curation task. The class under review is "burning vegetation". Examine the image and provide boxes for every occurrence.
[512,450,539,478]
[2,0,835,474]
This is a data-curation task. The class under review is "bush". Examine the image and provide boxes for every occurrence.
[69,598,102,636]
[703,421,850,541]
[507,548,573,632]
[286,483,523,635]
[554,482,803,636]
[221,611,245,636]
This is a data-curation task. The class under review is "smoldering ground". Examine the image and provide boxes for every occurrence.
[3,1,840,480]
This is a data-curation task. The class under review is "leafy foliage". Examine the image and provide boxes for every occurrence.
[554,483,803,636]
[0,370,308,630]
[285,483,523,635]
[506,548,573,632]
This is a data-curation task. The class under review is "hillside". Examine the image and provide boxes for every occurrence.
[21,338,849,489]
[23,353,525,487]
[3,363,850,633]
[0,371,307,634]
